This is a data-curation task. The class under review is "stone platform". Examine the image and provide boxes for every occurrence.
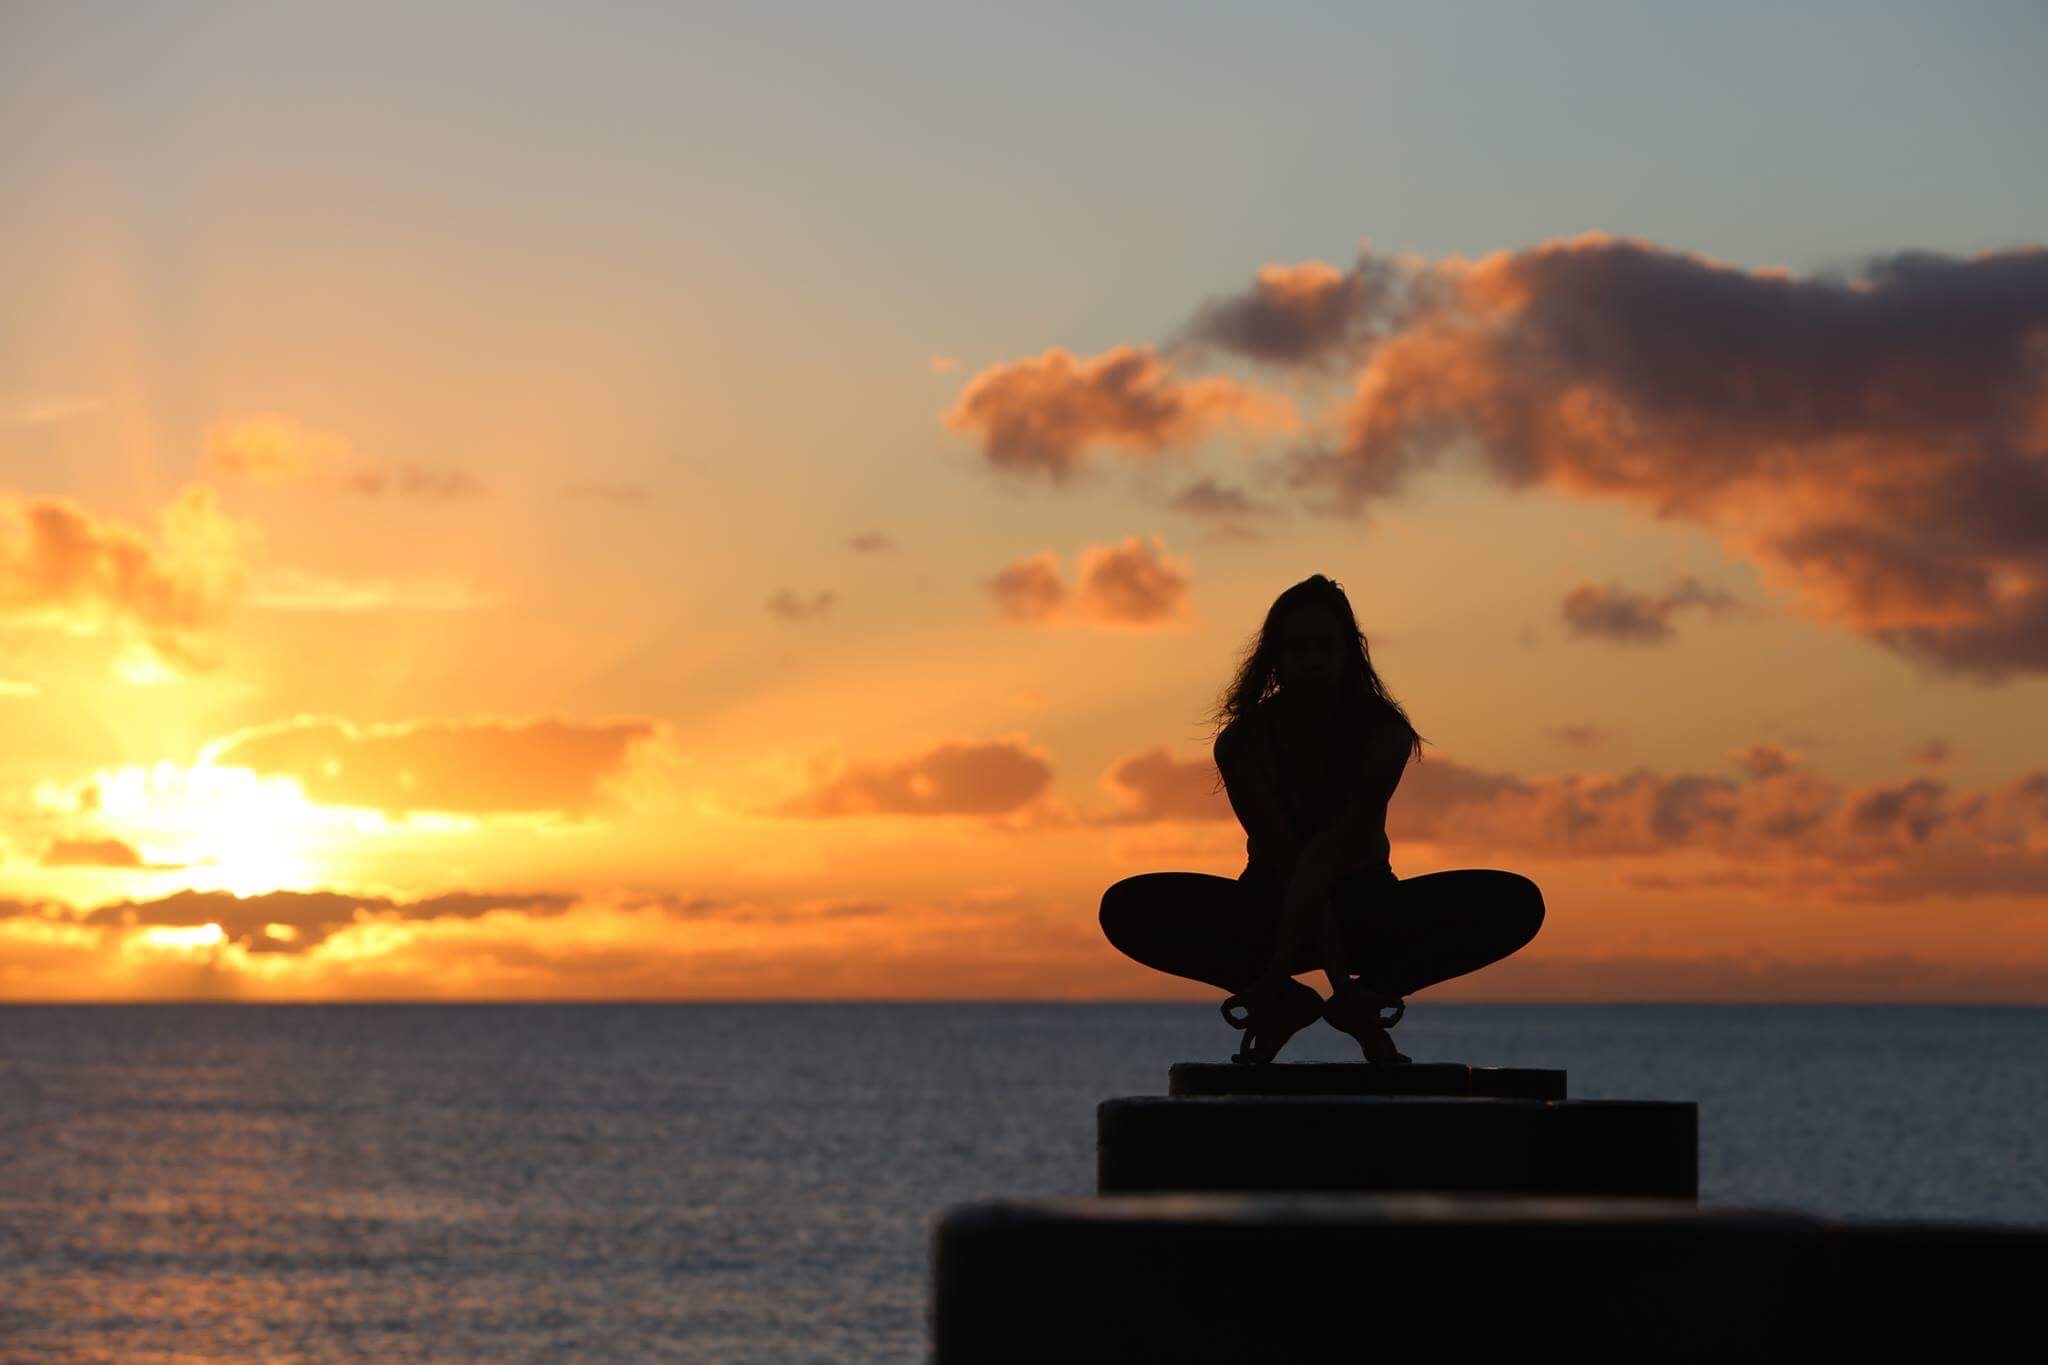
[1168,1060,1566,1099]
[932,1194,2048,1362]
[1107,1057,1683,1198]
[1100,1094,1696,1198]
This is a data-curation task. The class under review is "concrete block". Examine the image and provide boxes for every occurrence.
[933,1195,2048,1361]
[1538,1099,1698,1198]
[934,1194,1821,1362]
[1098,1095,1696,1198]
[1166,1061,1566,1100]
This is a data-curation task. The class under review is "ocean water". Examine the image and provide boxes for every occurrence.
[3,1003,2045,1361]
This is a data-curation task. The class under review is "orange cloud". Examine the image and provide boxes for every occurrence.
[1388,753,2048,903]
[1283,237,2048,678]
[65,886,577,954]
[201,715,658,815]
[989,552,1067,622]
[1179,254,1396,365]
[1169,478,1267,520]
[988,536,1191,628]
[1098,748,1229,823]
[945,345,1293,480]
[0,485,247,670]
[776,738,1052,817]
[40,837,145,868]
[1559,576,1741,644]
[621,892,890,926]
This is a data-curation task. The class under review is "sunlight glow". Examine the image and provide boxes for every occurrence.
[111,644,178,687]
[136,922,225,950]
[86,762,357,896]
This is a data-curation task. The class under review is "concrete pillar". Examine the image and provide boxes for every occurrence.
[1167,1060,1566,1099]
[1098,1095,1696,1198]
[933,1194,1819,1362]
[933,1194,2048,1362]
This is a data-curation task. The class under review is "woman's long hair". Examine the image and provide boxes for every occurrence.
[1209,574,1426,765]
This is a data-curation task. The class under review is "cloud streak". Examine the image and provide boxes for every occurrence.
[204,415,352,484]
[776,738,1053,817]
[766,588,837,623]
[41,837,147,868]
[1383,753,2048,903]
[945,345,1292,480]
[246,567,499,612]
[28,886,577,955]
[346,465,486,500]
[201,715,658,815]
[207,414,487,499]
[1545,724,1608,750]
[1560,576,1741,644]
[1179,254,1399,366]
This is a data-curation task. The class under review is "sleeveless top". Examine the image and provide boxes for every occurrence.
[1239,699,1396,889]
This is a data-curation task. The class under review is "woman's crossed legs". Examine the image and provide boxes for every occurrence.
[1099,866,1544,999]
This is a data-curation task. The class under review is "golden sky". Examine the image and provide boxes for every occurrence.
[4,5,2046,1001]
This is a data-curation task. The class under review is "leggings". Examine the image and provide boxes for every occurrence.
[1099,865,1544,998]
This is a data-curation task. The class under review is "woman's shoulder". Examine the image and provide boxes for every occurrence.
[1359,698,1404,734]
[1213,711,1248,759]
[1213,701,1274,760]
[1354,699,1417,766]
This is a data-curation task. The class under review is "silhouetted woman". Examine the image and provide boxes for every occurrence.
[1099,575,1544,1065]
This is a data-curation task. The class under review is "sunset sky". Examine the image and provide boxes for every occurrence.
[4,1,2046,1001]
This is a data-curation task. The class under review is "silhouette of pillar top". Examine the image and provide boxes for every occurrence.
[932,1194,2048,1362]
[1168,1060,1565,1099]
[1103,1060,1692,1199]
[1101,1094,1696,1198]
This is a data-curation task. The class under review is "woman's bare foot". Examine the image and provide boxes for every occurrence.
[1322,983,1411,1066]
[1220,975,1324,1065]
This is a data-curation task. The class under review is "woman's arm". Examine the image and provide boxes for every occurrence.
[1214,721,1304,878]
[1263,715,1413,991]
[1315,716,1410,865]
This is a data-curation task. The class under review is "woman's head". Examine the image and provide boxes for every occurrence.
[1212,575,1424,760]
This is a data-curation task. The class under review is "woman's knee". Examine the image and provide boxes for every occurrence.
[1098,878,1145,951]
[1503,873,1545,948]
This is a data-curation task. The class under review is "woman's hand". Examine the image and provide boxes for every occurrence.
[1260,832,1348,986]
[1289,831,1345,897]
